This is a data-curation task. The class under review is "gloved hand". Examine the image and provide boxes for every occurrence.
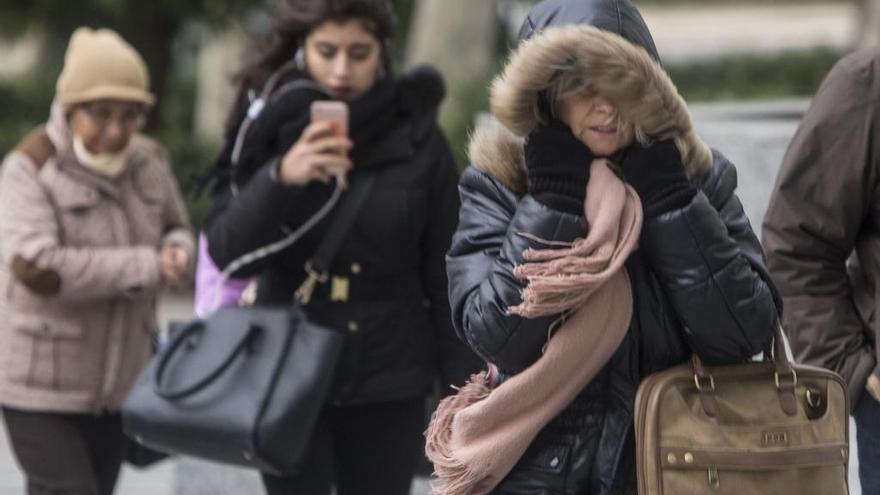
[618,139,696,217]
[525,120,594,215]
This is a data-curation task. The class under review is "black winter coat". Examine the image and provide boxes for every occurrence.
[205,69,481,406]
[449,145,779,494]
[446,1,780,492]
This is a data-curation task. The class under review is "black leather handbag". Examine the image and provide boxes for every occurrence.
[122,172,376,475]
[122,305,342,474]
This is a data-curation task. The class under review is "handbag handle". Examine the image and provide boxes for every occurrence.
[692,324,798,417]
[153,320,261,401]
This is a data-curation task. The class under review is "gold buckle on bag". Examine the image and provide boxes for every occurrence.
[694,374,715,393]
[774,369,798,390]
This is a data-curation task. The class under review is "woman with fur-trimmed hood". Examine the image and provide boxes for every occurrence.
[436,0,780,493]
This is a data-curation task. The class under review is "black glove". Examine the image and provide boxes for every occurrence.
[525,120,594,215]
[619,139,696,217]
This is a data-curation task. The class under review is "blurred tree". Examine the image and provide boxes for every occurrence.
[390,0,414,59]
[405,0,498,165]
[856,0,880,47]
[406,0,496,90]
[0,0,265,126]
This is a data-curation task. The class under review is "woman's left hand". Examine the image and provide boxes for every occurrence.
[618,140,695,216]
[618,140,684,197]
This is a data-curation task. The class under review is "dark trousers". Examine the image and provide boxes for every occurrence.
[262,398,425,495]
[2,407,125,495]
[854,389,880,494]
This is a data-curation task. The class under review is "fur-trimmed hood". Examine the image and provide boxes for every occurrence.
[470,23,712,193]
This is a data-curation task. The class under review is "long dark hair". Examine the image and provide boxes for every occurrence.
[226,0,396,133]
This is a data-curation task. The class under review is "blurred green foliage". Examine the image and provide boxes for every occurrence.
[0,71,55,154]
[441,78,493,167]
[667,48,841,102]
[0,0,263,128]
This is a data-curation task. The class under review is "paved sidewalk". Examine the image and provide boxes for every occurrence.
[640,3,856,63]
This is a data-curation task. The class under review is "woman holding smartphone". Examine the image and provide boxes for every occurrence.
[201,0,480,493]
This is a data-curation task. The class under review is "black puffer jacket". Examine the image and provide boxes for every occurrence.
[205,68,481,406]
[446,1,780,493]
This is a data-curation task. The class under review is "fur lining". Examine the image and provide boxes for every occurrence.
[468,124,528,193]
[476,25,712,183]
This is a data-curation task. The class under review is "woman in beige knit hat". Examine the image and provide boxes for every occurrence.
[0,27,193,495]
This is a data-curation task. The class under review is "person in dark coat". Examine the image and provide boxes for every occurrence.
[201,0,481,493]
[444,0,780,492]
[763,47,880,493]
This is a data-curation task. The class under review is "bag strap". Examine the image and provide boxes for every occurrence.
[205,172,375,314]
[295,172,377,304]
[691,324,798,416]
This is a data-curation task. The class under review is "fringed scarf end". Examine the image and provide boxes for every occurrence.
[426,371,495,495]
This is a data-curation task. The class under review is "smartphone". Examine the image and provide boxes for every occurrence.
[310,101,350,188]
[310,100,349,138]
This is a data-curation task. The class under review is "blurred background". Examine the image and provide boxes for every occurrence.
[0,0,877,493]
[0,0,877,227]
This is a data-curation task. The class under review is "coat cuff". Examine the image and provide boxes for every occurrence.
[121,246,161,299]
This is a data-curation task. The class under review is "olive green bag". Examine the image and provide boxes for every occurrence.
[635,326,850,494]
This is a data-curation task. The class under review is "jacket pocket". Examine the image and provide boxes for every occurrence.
[515,441,571,475]
[5,313,84,390]
[53,183,101,212]
[12,313,82,339]
[500,442,571,494]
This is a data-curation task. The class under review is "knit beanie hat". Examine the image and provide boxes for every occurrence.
[56,27,155,109]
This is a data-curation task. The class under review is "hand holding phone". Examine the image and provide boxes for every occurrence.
[310,101,349,139]
[278,102,353,187]
[311,101,350,189]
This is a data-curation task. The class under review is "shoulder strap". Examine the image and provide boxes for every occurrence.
[312,174,377,272]
[13,126,55,170]
[295,173,377,304]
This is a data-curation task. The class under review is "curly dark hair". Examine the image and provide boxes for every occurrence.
[227,0,396,132]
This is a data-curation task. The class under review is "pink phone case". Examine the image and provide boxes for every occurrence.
[310,101,349,137]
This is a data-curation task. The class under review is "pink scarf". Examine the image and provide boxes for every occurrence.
[425,159,643,494]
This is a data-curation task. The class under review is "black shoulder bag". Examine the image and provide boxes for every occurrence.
[122,173,376,476]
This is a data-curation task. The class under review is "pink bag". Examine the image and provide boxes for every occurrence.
[194,232,254,317]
